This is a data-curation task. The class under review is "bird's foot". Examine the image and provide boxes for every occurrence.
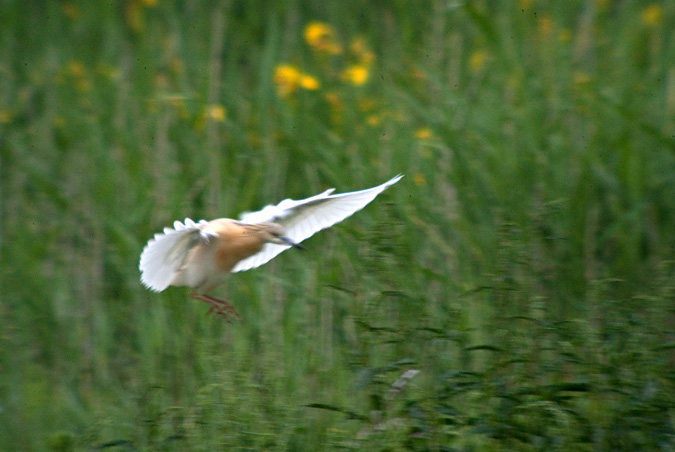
[190,291,241,321]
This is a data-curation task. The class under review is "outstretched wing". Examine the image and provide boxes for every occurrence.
[232,174,403,272]
[139,218,214,292]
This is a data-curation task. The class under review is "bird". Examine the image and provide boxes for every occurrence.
[139,174,402,319]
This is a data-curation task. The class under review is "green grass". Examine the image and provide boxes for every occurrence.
[1,0,674,450]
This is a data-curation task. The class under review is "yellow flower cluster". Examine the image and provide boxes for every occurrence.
[341,65,369,86]
[125,0,158,33]
[62,3,80,19]
[415,128,432,140]
[642,4,662,26]
[206,105,226,122]
[469,50,488,74]
[341,36,375,86]
[274,21,376,98]
[193,103,227,131]
[0,110,12,124]
[64,60,91,92]
[273,65,321,97]
[304,22,342,55]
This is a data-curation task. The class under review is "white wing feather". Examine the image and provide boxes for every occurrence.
[232,174,402,272]
[139,218,212,291]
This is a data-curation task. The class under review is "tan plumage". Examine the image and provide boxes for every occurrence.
[139,175,402,318]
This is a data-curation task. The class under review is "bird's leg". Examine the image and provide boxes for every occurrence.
[190,291,241,321]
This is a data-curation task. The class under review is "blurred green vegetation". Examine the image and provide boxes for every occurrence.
[1,0,674,450]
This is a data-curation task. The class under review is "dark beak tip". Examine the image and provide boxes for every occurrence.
[281,236,305,251]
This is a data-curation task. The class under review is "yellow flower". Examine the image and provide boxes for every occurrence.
[68,61,86,77]
[342,65,369,86]
[642,4,662,26]
[415,128,432,140]
[300,74,320,90]
[304,22,342,54]
[0,110,12,124]
[304,22,327,42]
[206,105,226,122]
[469,49,487,74]
[274,64,302,97]
[573,72,591,85]
[538,15,554,38]
[125,0,156,32]
[62,3,80,19]
[413,173,427,186]
[366,115,380,126]
[274,65,320,97]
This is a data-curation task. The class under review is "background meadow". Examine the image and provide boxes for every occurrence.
[1,0,674,450]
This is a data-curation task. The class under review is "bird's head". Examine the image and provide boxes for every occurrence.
[260,223,305,250]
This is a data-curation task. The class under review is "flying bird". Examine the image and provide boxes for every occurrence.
[139,175,402,319]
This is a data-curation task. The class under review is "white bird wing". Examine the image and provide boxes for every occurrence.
[232,174,403,273]
[139,218,215,292]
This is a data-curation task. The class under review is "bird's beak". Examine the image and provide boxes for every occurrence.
[280,236,306,251]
